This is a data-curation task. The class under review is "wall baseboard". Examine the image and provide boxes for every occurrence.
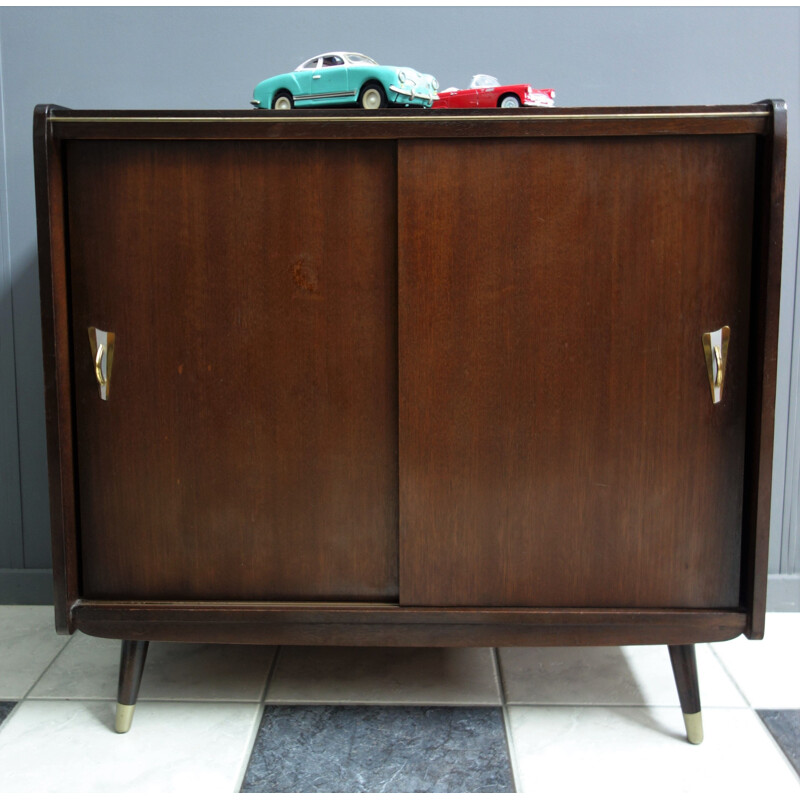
[0,569,54,604]
[1,569,799,611]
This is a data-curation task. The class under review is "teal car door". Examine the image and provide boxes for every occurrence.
[290,58,318,105]
[309,55,351,105]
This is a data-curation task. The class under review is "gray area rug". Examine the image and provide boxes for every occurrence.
[241,705,513,793]
[758,710,800,777]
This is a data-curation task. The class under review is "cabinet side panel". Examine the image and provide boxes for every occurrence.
[744,102,787,637]
[67,139,398,602]
[34,106,77,631]
[399,135,755,608]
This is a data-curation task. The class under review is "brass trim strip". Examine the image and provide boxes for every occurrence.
[50,110,770,124]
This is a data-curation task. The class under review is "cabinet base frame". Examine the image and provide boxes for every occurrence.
[71,602,747,647]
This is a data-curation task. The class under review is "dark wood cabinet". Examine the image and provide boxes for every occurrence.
[34,103,787,737]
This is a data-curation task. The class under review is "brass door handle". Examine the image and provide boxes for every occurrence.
[702,326,729,405]
[94,343,107,389]
[713,345,724,390]
[88,327,115,400]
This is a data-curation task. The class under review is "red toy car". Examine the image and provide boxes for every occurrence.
[433,74,555,109]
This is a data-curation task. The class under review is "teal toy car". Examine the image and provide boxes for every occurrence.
[251,52,439,110]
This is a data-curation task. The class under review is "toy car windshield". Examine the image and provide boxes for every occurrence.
[347,53,378,65]
[470,75,501,89]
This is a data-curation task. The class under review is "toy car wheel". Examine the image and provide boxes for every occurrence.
[272,91,293,110]
[359,83,386,110]
[499,94,521,108]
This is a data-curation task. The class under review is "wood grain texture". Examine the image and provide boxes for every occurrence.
[399,135,756,608]
[67,139,398,602]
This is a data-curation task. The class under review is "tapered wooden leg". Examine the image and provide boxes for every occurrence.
[668,644,703,744]
[115,640,149,733]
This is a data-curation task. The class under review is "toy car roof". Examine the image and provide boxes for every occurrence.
[294,52,377,70]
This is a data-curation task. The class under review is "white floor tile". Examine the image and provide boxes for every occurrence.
[508,706,800,798]
[267,646,501,705]
[30,633,276,701]
[499,644,746,707]
[0,699,261,792]
[711,613,800,709]
[0,606,69,699]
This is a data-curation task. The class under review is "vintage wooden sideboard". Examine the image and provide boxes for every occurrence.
[34,102,786,738]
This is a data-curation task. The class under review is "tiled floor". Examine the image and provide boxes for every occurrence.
[0,607,799,794]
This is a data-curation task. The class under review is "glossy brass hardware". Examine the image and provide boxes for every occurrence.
[683,711,704,745]
[702,326,730,404]
[94,344,106,387]
[115,703,135,734]
[88,327,115,400]
[713,346,723,390]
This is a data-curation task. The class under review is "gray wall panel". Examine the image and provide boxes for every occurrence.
[784,223,800,574]
[0,21,24,569]
[0,7,797,592]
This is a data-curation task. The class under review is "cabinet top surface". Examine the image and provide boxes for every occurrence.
[41,102,774,117]
[36,102,781,140]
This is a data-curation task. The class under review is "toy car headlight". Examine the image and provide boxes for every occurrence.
[398,71,406,85]
[432,78,439,91]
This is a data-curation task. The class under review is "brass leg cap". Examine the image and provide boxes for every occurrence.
[683,711,704,745]
[115,703,136,734]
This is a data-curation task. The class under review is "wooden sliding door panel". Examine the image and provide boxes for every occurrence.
[67,139,398,601]
[399,135,755,608]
